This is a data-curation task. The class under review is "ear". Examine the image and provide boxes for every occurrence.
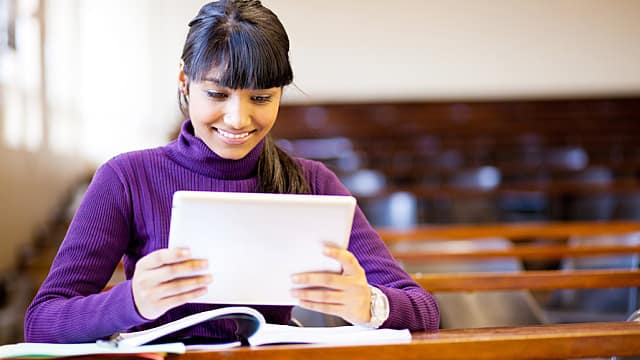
[178,60,189,95]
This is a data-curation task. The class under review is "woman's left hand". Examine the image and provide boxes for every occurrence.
[291,244,371,325]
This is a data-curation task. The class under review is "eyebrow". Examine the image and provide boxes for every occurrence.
[200,77,279,93]
[202,77,222,85]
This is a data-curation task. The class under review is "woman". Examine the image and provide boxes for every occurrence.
[24,0,439,343]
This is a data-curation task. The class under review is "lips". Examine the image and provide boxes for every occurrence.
[216,128,251,139]
[213,127,256,144]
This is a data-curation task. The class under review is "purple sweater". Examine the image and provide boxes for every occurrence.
[24,120,439,343]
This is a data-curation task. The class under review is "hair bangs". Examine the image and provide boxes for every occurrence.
[187,24,292,90]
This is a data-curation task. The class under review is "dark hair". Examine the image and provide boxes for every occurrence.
[179,0,308,194]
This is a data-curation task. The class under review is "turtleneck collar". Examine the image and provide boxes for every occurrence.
[163,120,264,180]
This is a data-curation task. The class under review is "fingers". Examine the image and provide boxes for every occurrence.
[322,244,364,277]
[155,274,213,299]
[297,300,345,317]
[136,247,192,271]
[291,272,346,290]
[154,287,209,313]
[133,271,212,320]
[136,247,208,284]
[291,245,367,291]
[155,258,209,281]
[291,246,372,325]
[290,287,345,304]
[132,247,212,320]
[292,285,371,325]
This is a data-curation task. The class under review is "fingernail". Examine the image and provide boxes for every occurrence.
[291,275,301,283]
[180,248,190,257]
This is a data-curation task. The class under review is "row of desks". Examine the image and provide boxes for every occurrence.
[166,321,640,359]
[99,221,640,359]
[166,221,640,359]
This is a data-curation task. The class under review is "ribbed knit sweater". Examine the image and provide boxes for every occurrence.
[24,120,439,343]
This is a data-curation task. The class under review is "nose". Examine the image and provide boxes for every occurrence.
[223,95,251,130]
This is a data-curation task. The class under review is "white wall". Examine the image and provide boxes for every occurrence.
[271,0,640,102]
[43,0,640,164]
[1,0,639,270]
[155,0,640,103]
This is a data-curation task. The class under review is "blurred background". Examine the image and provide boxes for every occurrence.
[1,0,639,342]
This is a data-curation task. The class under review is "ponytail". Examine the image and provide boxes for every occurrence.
[257,136,309,194]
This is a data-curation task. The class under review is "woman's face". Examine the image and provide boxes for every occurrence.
[182,68,282,160]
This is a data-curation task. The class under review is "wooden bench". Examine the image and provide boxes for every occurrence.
[165,321,640,359]
[273,99,640,191]
[360,181,640,202]
[379,220,640,242]
[412,268,640,292]
[379,221,640,290]
[381,220,640,327]
[395,243,640,261]
[381,220,640,261]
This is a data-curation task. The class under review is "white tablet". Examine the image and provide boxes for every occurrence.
[167,191,357,305]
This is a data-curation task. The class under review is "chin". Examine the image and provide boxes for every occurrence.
[214,147,251,160]
[220,152,248,160]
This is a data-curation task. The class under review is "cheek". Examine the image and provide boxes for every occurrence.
[189,98,221,123]
[255,105,279,130]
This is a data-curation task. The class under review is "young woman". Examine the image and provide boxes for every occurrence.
[24,0,439,343]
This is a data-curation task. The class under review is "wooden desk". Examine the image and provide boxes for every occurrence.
[393,243,640,261]
[382,220,640,262]
[378,220,640,243]
[166,321,640,360]
[412,269,640,292]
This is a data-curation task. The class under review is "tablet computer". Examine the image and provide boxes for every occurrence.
[167,191,357,305]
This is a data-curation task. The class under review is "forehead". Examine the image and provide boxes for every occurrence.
[199,67,224,84]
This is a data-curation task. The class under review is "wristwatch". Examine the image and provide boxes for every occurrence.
[365,285,390,328]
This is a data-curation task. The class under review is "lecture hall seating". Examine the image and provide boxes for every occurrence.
[3,98,640,355]
[274,98,640,223]
[376,219,640,330]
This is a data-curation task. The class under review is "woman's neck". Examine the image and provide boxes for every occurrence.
[164,120,264,180]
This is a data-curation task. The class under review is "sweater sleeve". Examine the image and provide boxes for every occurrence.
[305,160,440,331]
[24,161,148,343]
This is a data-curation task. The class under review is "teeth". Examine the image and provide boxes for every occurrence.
[217,128,250,139]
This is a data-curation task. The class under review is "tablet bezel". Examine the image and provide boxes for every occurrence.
[167,191,357,305]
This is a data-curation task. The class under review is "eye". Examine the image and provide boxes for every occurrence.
[252,95,272,104]
[206,90,228,100]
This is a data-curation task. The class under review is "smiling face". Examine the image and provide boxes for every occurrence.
[181,68,282,160]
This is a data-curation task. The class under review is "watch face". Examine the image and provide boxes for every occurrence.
[372,293,383,317]
[369,286,389,328]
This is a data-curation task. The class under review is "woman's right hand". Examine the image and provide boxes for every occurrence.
[131,248,212,320]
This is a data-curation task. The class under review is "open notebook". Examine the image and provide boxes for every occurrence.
[0,307,411,358]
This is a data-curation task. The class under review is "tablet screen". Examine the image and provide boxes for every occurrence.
[167,191,357,305]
